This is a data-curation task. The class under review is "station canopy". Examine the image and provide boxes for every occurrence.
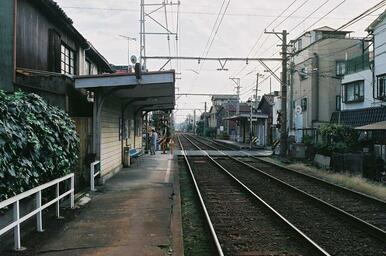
[74,71,175,111]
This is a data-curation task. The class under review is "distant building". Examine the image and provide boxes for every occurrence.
[258,92,281,145]
[289,26,365,142]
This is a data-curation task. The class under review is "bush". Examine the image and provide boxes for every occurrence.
[316,124,359,156]
[0,90,79,201]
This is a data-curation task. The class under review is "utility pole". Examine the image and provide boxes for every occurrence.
[255,73,263,109]
[265,30,289,157]
[193,109,196,134]
[229,77,241,115]
[204,102,207,137]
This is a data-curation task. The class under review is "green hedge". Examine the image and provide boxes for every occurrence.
[0,90,79,201]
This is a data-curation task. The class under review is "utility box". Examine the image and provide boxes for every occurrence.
[123,146,131,167]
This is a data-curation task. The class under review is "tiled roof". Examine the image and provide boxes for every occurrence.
[331,106,386,127]
[43,0,73,24]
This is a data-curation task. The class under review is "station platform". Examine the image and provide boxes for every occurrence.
[214,139,266,150]
[36,153,182,256]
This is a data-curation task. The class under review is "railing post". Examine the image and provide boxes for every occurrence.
[56,183,61,218]
[70,175,75,209]
[90,162,95,191]
[13,201,21,251]
[36,191,44,232]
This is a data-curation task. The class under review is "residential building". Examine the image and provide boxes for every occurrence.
[331,11,386,127]
[258,91,281,145]
[0,0,113,188]
[289,26,365,142]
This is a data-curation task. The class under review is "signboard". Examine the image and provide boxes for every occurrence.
[295,105,303,143]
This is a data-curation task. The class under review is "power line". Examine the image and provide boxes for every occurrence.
[273,0,312,30]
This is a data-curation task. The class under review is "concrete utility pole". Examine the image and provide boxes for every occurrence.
[265,30,289,157]
[204,102,207,136]
[229,77,241,115]
[255,73,264,109]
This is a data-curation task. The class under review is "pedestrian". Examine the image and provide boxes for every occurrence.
[161,126,171,154]
[150,129,158,155]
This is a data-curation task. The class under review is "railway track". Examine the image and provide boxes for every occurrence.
[188,134,386,236]
[179,134,386,255]
[177,135,329,256]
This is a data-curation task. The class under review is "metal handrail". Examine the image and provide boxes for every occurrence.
[90,161,101,191]
[0,173,74,251]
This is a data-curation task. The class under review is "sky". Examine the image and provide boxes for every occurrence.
[56,0,384,123]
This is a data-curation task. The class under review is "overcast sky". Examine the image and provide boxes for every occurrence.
[56,0,383,123]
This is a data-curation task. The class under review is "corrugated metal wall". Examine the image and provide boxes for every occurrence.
[100,97,122,177]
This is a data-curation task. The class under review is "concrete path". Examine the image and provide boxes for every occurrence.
[38,153,179,256]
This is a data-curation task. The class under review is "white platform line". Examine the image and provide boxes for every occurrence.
[164,159,172,183]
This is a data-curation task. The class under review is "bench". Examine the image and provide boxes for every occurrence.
[129,148,142,158]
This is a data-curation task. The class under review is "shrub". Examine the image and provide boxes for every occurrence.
[0,90,79,201]
[316,124,360,156]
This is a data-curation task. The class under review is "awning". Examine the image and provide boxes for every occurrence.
[355,121,386,131]
[74,71,175,111]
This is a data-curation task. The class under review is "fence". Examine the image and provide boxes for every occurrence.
[90,161,101,191]
[0,173,74,251]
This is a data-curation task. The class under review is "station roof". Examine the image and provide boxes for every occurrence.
[224,113,268,121]
[74,71,175,111]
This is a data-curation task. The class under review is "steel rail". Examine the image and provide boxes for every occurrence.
[189,135,386,241]
[181,134,330,256]
[176,135,224,256]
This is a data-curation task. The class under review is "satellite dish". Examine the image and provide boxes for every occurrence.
[130,55,137,64]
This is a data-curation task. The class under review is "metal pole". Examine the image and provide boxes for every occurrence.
[280,30,288,157]
[255,73,259,109]
[250,102,253,150]
[204,102,207,136]
[36,191,43,232]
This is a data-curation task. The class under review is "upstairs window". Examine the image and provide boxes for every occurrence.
[61,44,75,75]
[336,61,346,76]
[297,39,303,51]
[377,74,386,100]
[343,81,364,103]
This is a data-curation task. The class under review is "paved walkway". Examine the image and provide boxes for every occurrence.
[38,153,180,256]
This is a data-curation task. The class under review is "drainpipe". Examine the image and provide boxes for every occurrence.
[289,62,295,132]
[313,53,320,127]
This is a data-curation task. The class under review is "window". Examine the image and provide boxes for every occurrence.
[343,81,364,103]
[301,98,307,111]
[336,95,341,111]
[297,39,303,51]
[299,67,309,80]
[61,44,75,75]
[377,75,386,100]
[336,61,346,76]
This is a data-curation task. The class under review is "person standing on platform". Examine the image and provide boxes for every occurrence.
[150,129,158,155]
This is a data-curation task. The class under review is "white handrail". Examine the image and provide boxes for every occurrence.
[0,173,74,251]
[90,161,101,191]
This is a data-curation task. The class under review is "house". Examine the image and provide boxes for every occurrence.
[209,95,238,136]
[258,92,281,145]
[223,103,268,145]
[0,0,113,188]
[289,26,365,142]
[331,10,386,127]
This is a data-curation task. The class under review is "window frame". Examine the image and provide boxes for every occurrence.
[377,74,386,100]
[60,43,76,75]
[336,60,346,76]
[343,80,364,103]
